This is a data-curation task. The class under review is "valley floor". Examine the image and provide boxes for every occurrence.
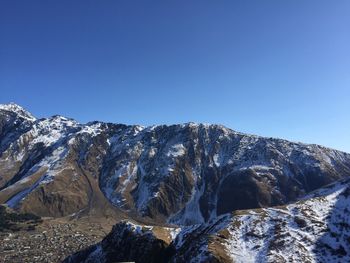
[0,216,116,263]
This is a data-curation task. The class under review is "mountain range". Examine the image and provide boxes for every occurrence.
[1,103,350,262]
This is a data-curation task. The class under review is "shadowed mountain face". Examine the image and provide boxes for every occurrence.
[1,103,350,226]
[64,216,232,263]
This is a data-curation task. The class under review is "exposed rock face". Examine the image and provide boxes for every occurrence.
[66,178,350,263]
[64,218,231,263]
[64,221,171,263]
[1,103,350,226]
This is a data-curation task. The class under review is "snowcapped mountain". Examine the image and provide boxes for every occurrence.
[0,103,36,122]
[1,103,350,225]
[65,178,350,263]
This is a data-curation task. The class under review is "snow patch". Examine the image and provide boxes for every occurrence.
[167,144,186,157]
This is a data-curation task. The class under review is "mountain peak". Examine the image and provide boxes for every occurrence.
[0,102,36,121]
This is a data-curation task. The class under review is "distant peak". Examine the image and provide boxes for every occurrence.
[0,102,36,121]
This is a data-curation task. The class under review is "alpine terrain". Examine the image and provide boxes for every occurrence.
[1,102,350,263]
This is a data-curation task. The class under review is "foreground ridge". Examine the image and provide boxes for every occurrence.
[65,179,350,262]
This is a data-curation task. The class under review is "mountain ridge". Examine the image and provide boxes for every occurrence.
[65,178,350,262]
[1,102,346,153]
[1,102,350,226]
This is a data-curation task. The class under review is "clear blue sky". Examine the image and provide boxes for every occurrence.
[0,1,349,152]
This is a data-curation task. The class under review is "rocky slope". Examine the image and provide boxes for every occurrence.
[65,177,350,263]
[63,221,172,263]
[223,177,350,262]
[1,103,350,227]
[64,217,228,263]
[0,103,128,219]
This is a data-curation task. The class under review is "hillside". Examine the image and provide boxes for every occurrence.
[65,178,350,262]
[1,103,349,226]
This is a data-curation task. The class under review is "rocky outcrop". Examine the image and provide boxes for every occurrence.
[64,221,171,263]
[64,217,232,263]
